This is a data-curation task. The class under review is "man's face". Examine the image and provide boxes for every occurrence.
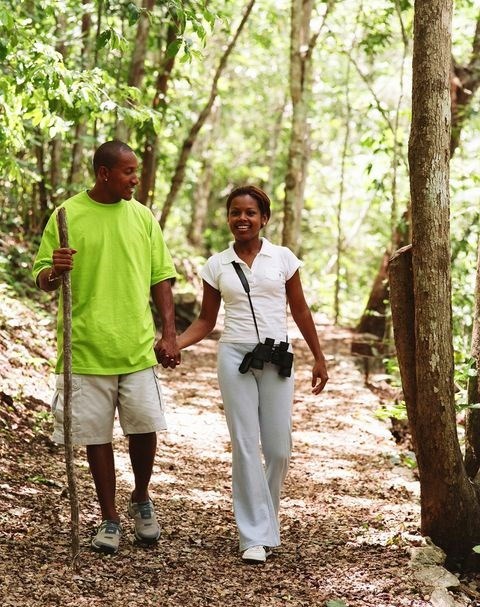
[104,151,139,201]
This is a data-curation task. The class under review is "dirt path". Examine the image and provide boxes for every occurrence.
[0,299,433,606]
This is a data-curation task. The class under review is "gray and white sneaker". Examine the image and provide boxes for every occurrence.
[128,497,161,543]
[91,520,122,554]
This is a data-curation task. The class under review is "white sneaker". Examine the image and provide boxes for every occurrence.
[242,545,272,563]
[128,497,161,543]
[91,520,122,554]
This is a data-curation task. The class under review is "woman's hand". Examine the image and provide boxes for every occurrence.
[311,358,329,395]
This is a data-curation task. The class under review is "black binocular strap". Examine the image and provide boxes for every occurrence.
[231,261,261,342]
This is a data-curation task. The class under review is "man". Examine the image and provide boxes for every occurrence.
[33,140,180,554]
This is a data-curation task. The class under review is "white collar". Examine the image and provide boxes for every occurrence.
[220,238,275,265]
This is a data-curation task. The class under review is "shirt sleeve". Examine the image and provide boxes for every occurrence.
[32,210,60,283]
[283,247,302,280]
[200,256,219,290]
[150,214,177,285]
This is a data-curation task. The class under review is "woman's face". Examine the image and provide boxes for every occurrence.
[227,194,267,243]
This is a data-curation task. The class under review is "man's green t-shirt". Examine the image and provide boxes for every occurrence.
[32,191,177,375]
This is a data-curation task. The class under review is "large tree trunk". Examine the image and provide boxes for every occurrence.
[159,0,256,228]
[406,0,480,558]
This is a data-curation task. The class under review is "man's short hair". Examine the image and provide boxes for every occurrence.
[93,140,135,175]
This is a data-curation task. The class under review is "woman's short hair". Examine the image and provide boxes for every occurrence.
[226,185,271,220]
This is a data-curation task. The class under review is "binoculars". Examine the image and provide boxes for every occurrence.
[239,338,293,377]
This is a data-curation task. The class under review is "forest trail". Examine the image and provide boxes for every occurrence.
[0,294,435,606]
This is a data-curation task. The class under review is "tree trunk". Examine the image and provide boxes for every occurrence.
[351,251,390,358]
[35,141,49,230]
[388,245,418,452]
[68,0,93,195]
[407,0,480,558]
[282,0,314,254]
[116,0,155,141]
[159,0,256,228]
[450,15,480,156]
[466,234,480,478]
[137,22,178,206]
[355,11,480,344]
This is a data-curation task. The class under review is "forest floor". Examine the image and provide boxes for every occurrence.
[0,283,479,607]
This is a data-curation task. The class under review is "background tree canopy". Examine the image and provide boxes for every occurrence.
[1,0,479,341]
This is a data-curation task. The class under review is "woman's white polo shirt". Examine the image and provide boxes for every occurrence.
[200,238,301,344]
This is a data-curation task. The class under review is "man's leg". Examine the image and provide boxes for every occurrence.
[128,431,160,542]
[128,431,157,502]
[87,442,120,522]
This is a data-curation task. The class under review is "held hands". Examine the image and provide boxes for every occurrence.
[311,358,329,395]
[155,337,181,369]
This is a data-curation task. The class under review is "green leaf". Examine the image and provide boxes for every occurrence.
[97,29,111,50]
[0,41,7,60]
[326,601,349,607]
[166,38,182,59]
[126,2,141,25]
[473,545,480,554]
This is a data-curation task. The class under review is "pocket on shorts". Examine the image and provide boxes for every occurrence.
[51,374,82,422]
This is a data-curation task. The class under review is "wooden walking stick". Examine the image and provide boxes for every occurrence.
[57,207,80,568]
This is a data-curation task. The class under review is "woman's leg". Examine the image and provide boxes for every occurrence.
[217,343,280,551]
[257,363,294,518]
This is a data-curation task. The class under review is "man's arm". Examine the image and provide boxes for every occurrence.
[36,248,77,292]
[151,278,180,368]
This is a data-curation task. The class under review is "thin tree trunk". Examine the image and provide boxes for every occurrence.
[116,0,155,141]
[35,142,49,230]
[159,0,256,228]
[57,208,80,569]
[68,0,93,194]
[137,22,178,206]
[450,15,480,156]
[466,232,480,478]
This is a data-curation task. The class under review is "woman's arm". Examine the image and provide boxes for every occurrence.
[177,281,222,349]
[286,270,329,394]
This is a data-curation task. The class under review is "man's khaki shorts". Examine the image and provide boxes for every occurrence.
[51,367,167,445]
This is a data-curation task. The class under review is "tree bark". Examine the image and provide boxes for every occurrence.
[159,0,256,228]
[466,234,480,478]
[137,21,178,206]
[388,245,418,451]
[282,0,315,254]
[116,0,155,142]
[450,15,480,156]
[68,0,93,195]
[408,0,480,557]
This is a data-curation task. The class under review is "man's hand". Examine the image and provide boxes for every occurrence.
[52,247,77,276]
[154,338,181,369]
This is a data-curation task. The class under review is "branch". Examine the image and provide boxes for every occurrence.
[57,208,80,570]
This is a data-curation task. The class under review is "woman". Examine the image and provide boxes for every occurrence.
[176,185,328,563]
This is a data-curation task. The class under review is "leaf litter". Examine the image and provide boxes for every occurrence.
[0,292,456,606]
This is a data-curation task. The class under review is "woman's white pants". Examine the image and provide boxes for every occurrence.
[217,342,294,551]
